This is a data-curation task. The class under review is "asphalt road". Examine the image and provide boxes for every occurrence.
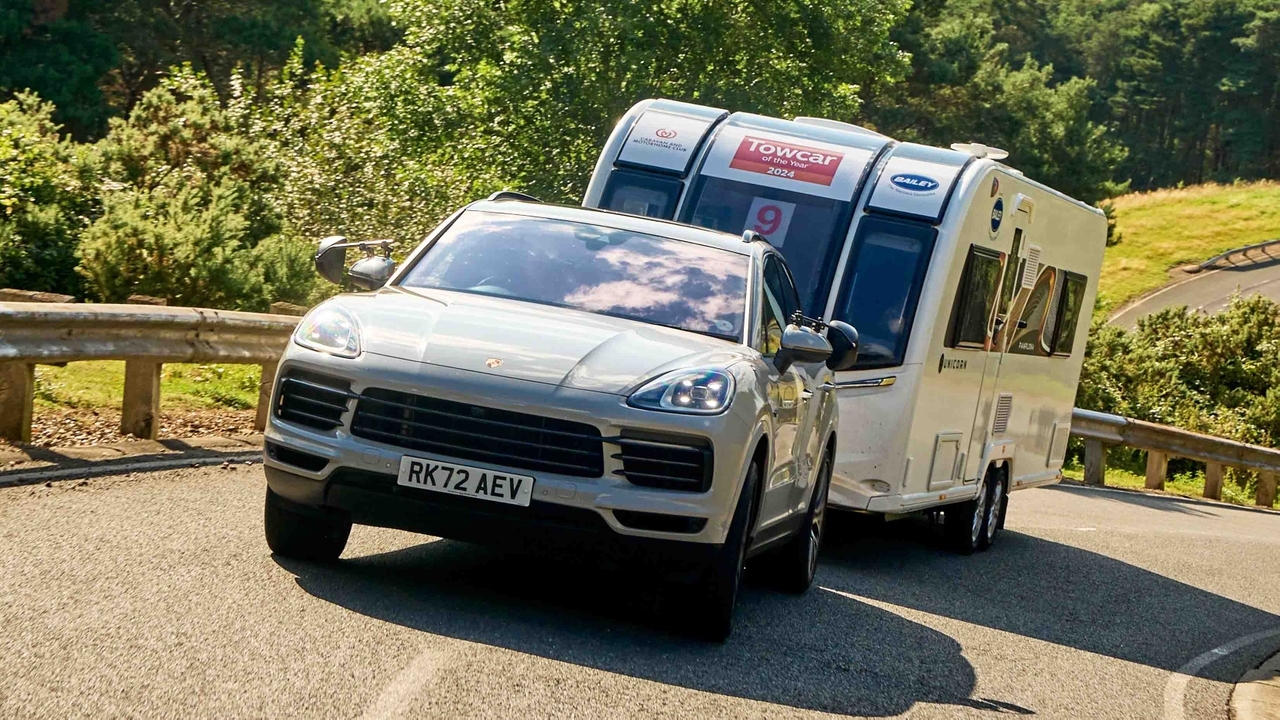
[1111,254,1280,330]
[2,465,1279,719]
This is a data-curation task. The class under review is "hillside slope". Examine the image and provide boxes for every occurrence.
[1101,181,1280,311]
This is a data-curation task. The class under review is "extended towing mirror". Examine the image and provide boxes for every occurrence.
[825,320,860,371]
[315,236,398,290]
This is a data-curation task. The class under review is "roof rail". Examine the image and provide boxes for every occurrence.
[486,190,541,203]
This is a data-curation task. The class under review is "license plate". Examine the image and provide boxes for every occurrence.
[396,454,534,507]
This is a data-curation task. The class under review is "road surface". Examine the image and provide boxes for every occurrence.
[1111,254,1280,330]
[2,464,1278,718]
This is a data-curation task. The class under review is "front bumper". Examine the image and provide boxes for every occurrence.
[262,348,756,548]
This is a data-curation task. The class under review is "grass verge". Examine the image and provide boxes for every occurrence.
[1101,180,1280,311]
[1061,460,1272,508]
[33,361,262,412]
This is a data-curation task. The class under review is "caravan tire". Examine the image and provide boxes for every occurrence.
[944,475,989,555]
[981,467,1007,550]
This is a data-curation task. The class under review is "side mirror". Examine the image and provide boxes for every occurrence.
[347,255,398,291]
[316,236,348,285]
[774,324,832,374]
[826,320,860,371]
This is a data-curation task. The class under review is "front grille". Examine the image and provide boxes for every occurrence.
[613,434,713,492]
[351,388,604,478]
[275,372,352,430]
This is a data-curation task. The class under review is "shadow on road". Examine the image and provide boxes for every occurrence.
[277,506,1278,717]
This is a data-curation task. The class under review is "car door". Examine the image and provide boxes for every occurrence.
[755,254,813,527]
[769,257,829,503]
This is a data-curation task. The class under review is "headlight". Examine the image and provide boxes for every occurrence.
[294,305,361,358]
[628,367,735,415]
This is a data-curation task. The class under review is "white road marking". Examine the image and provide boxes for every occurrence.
[358,644,453,720]
[1162,627,1280,720]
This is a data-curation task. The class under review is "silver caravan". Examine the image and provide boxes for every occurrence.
[583,99,1107,552]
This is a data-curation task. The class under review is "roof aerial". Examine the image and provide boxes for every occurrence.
[950,142,1009,160]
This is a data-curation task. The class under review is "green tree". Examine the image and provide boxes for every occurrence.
[78,68,314,309]
[0,92,98,295]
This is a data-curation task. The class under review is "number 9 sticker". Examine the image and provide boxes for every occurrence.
[744,197,797,247]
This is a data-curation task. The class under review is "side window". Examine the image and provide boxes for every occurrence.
[947,245,1004,349]
[766,255,803,321]
[831,217,936,369]
[756,257,789,357]
[600,169,683,219]
[1052,272,1088,356]
[998,228,1024,318]
[1008,266,1056,356]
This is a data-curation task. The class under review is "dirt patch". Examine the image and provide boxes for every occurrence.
[3,407,259,449]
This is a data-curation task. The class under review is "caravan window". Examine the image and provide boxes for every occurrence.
[948,245,1003,349]
[681,176,853,316]
[1052,272,1088,356]
[830,216,936,369]
[600,169,683,219]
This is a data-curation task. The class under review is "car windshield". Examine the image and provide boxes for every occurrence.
[398,211,749,342]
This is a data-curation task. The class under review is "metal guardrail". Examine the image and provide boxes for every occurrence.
[0,302,300,443]
[1071,408,1279,507]
[1192,238,1280,272]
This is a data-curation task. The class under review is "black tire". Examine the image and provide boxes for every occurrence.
[264,488,351,562]
[981,467,1007,550]
[944,473,989,555]
[685,462,759,642]
[774,451,832,594]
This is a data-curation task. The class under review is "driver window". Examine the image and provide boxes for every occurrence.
[757,257,790,357]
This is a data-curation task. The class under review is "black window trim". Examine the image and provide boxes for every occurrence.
[831,214,938,371]
[1050,270,1089,358]
[946,243,1005,351]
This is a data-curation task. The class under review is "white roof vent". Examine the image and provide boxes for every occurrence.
[950,142,1009,160]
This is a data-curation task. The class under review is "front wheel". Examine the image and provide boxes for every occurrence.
[683,462,758,642]
[264,488,351,562]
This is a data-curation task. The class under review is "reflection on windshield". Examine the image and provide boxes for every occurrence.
[398,212,748,341]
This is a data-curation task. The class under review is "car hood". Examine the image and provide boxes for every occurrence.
[336,288,747,395]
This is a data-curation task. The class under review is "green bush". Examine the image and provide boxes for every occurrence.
[0,93,98,296]
[76,68,318,310]
[1077,294,1280,451]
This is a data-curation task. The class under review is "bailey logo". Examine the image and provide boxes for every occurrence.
[891,174,940,193]
[654,128,677,139]
[729,135,845,186]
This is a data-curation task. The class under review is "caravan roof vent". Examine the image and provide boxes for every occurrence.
[950,142,1009,161]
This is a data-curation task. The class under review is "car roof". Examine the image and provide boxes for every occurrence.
[465,199,757,257]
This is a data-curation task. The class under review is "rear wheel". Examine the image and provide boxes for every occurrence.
[981,468,1006,549]
[684,462,758,642]
[264,488,351,562]
[774,452,831,594]
[944,474,988,555]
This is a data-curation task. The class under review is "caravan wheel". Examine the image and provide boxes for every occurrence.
[981,469,1007,549]
[944,475,988,555]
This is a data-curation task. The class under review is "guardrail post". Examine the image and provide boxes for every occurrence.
[1204,463,1224,500]
[1259,472,1277,508]
[0,362,34,443]
[121,361,162,439]
[120,295,166,439]
[1084,439,1106,486]
[255,359,278,432]
[1145,451,1168,490]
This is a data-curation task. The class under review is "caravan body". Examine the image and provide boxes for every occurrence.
[583,99,1106,516]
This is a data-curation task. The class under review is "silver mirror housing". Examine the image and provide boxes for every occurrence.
[347,255,397,291]
[775,324,832,374]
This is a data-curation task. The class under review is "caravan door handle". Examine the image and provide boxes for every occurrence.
[801,389,814,400]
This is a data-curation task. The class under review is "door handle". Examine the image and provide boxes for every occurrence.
[820,382,835,390]
[801,390,814,400]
